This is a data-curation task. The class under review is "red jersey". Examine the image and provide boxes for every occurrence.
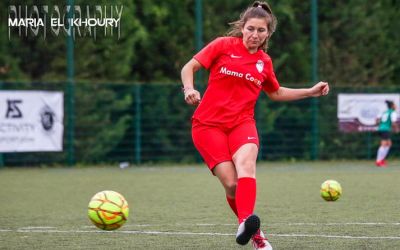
[193,36,280,127]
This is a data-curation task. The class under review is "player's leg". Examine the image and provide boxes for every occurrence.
[233,143,258,224]
[192,122,239,215]
[381,138,392,165]
[231,143,273,249]
[213,161,238,217]
[376,132,391,167]
[232,143,260,245]
[376,140,385,165]
[228,121,261,245]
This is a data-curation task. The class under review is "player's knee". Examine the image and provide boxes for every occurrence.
[224,180,237,196]
[236,160,256,177]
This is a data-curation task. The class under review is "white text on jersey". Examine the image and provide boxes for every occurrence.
[219,67,262,86]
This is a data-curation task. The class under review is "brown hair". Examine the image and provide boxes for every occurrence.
[386,100,395,109]
[226,1,277,51]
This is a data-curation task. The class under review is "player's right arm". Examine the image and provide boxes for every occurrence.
[181,58,202,106]
[181,37,226,106]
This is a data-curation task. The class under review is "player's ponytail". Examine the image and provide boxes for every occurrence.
[385,100,395,109]
[252,1,273,14]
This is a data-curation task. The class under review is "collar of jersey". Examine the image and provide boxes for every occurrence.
[235,37,263,56]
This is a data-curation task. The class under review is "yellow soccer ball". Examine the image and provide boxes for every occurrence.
[88,190,129,230]
[320,180,342,201]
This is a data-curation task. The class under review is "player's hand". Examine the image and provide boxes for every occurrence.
[184,88,201,106]
[310,81,329,97]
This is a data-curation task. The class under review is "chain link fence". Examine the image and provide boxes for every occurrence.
[1,82,399,166]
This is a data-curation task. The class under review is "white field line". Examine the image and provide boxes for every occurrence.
[0,225,400,240]
[194,223,400,226]
[274,222,400,226]
[120,222,400,228]
[269,234,400,240]
[2,222,400,231]
[18,226,56,230]
[1,228,400,240]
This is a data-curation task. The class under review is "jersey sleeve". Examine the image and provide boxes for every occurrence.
[193,37,225,69]
[391,111,398,122]
[262,58,280,93]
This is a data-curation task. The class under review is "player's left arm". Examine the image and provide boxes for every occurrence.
[393,124,399,133]
[267,81,329,102]
[391,112,399,133]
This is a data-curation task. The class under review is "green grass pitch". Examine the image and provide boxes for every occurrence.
[0,161,399,249]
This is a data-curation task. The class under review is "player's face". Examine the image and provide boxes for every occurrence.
[242,18,269,53]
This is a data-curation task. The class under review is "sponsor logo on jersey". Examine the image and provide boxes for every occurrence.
[220,67,243,78]
[219,67,262,87]
[230,54,242,59]
[256,60,264,73]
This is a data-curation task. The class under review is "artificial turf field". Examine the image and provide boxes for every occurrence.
[0,161,399,249]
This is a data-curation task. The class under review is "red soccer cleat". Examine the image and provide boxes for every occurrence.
[375,160,387,167]
[251,229,273,250]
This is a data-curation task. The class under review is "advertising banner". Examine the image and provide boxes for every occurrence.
[0,91,63,152]
[337,93,400,133]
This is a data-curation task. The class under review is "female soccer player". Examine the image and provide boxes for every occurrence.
[375,100,398,167]
[181,1,329,249]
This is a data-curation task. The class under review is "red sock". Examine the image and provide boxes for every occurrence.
[226,196,238,217]
[236,177,256,223]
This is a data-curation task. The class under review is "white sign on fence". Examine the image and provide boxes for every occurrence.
[0,90,64,152]
[337,93,400,132]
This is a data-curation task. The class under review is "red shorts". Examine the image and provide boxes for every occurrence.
[192,119,259,173]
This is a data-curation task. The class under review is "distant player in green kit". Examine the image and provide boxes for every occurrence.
[375,100,399,167]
